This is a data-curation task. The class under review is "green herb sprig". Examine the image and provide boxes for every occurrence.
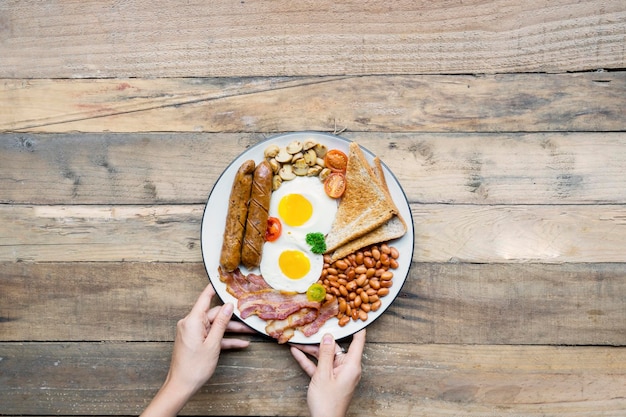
[305,232,327,254]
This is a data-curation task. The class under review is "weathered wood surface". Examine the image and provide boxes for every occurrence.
[1,262,624,345]
[2,0,625,78]
[2,0,626,415]
[2,203,626,263]
[1,342,624,416]
[2,132,626,205]
[2,73,625,132]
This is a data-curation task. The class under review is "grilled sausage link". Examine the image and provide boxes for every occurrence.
[241,160,273,269]
[219,160,256,272]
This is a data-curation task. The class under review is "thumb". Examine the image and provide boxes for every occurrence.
[206,302,234,344]
[316,333,337,377]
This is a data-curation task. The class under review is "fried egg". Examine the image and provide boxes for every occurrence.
[260,176,338,292]
[270,175,337,235]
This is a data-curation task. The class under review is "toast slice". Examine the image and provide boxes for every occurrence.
[327,157,407,261]
[324,142,397,254]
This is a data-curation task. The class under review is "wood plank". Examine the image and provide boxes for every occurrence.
[413,204,626,263]
[2,1,625,78]
[1,262,624,345]
[2,73,625,132]
[0,204,204,262]
[3,132,626,205]
[0,262,206,342]
[2,203,626,263]
[0,342,624,416]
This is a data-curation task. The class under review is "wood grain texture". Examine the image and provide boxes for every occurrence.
[2,132,626,205]
[0,342,624,416]
[0,204,203,262]
[2,73,625,132]
[1,0,625,78]
[2,1,625,415]
[2,203,626,263]
[1,262,624,345]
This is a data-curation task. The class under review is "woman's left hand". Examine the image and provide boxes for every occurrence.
[141,284,253,417]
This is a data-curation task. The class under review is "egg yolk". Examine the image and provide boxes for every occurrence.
[278,250,311,279]
[278,194,313,227]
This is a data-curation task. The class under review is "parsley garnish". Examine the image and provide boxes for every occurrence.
[305,232,327,254]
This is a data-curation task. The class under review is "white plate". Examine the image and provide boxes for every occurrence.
[201,132,414,343]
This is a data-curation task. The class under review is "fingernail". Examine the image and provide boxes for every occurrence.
[221,303,234,316]
[322,333,334,345]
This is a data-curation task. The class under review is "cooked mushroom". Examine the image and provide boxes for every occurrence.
[319,167,331,182]
[279,164,296,181]
[307,165,323,176]
[275,148,293,163]
[286,140,303,155]
[303,138,317,150]
[268,158,281,174]
[264,144,280,159]
[272,174,283,190]
[303,149,317,166]
[291,151,303,162]
[313,143,328,158]
[293,158,310,176]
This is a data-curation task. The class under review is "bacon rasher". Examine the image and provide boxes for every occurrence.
[238,291,321,320]
[300,299,339,337]
[218,266,271,298]
[266,308,319,344]
[217,267,338,343]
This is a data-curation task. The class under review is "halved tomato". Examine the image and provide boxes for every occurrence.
[306,283,327,302]
[324,172,346,198]
[265,217,282,242]
[324,149,348,173]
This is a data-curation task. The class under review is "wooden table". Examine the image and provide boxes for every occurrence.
[1,1,625,416]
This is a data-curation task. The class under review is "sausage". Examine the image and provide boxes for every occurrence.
[219,160,255,272]
[241,160,273,269]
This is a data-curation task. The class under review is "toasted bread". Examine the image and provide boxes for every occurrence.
[324,142,397,254]
[328,157,407,261]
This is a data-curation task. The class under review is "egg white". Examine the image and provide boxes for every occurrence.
[260,232,324,293]
[260,176,337,292]
[268,176,337,236]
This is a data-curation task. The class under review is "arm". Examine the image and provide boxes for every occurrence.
[290,329,366,417]
[141,284,252,417]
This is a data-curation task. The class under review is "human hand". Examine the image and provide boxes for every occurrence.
[141,284,253,417]
[166,284,252,393]
[290,329,366,417]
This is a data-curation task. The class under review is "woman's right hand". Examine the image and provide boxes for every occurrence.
[290,329,366,417]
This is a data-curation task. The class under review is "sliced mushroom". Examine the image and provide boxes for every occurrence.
[293,158,310,176]
[307,165,323,176]
[268,158,281,174]
[272,174,283,191]
[291,151,303,162]
[279,164,296,181]
[314,143,328,158]
[264,144,280,159]
[303,138,317,150]
[303,149,318,166]
[286,140,303,154]
[319,167,331,182]
[275,148,293,163]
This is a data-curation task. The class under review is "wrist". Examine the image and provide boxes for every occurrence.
[141,377,196,417]
[309,403,349,417]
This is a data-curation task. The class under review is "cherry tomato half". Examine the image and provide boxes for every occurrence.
[306,283,327,302]
[324,149,348,173]
[265,217,282,242]
[324,172,346,198]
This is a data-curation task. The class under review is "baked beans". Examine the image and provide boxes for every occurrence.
[320,243,399,326]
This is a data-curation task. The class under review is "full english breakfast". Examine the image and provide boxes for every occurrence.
[217,138,407,343]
